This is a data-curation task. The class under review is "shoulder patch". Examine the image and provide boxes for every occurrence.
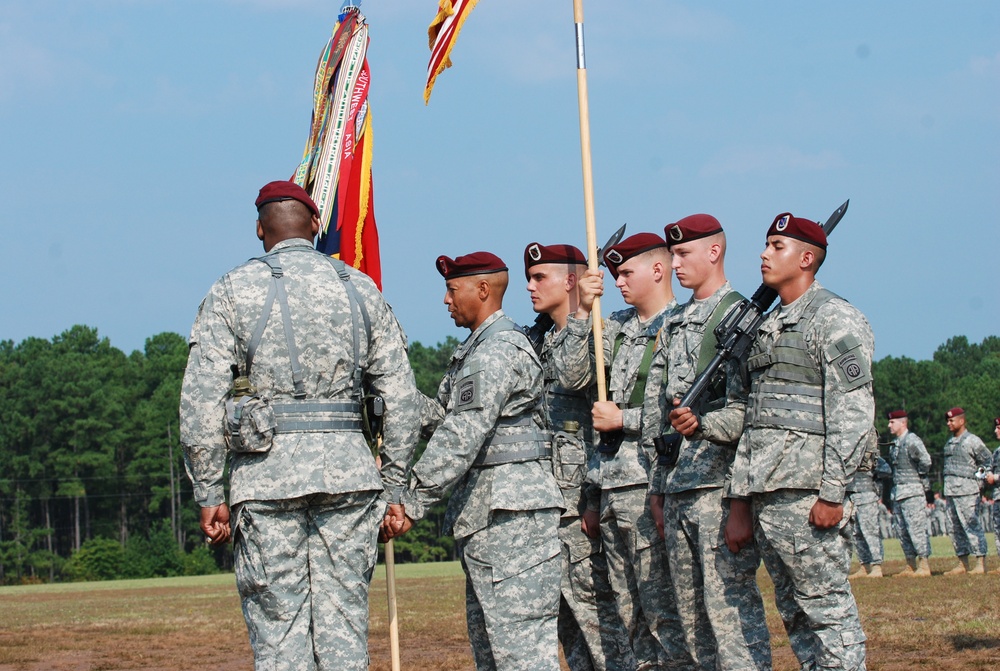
[454,372,483,411]
[829,337,872,391]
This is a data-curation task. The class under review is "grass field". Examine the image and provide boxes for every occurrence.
[1,537,998,670]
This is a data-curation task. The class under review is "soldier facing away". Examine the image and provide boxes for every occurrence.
[179,180,421,670]
[726,212,874,671]
[523,242,636,671]
[388,251,564,671]
[885,409,933,577]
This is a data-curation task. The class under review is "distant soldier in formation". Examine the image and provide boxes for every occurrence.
[392,251,564,671]
[930,492,951,537]
[886,409,933,577]
[941,407,991,575]
[551,232,694,669]
[847,454,886,579]
[984,417,1000,574]
[651,214,771,669]
[180,181,421,670]
[727,212,873,671]
[879,500,895,540]
[522,242,635,671]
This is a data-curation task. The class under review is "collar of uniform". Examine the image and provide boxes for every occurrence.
[775,280,823,327]
[269,237,315,252]
[681,280,734,326]
[630,300,677,338]
[454,309,506,359]
[544,323,567,349]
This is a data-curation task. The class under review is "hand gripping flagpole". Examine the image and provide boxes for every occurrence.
[572,0,608,402]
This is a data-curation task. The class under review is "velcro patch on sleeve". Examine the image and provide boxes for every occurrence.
[830,338,871,391]
[454,372,483,412]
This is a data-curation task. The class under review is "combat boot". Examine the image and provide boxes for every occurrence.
[894,558,916,578]
[864,563,883,578]
[913,557,931,577]
[848,564,869,579]
[944,556,969,575]
[968,555,985,574]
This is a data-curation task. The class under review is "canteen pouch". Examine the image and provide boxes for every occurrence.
[225,395,277,454]
[552,430,587,490]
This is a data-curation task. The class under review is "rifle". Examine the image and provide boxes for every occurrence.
[676,200,850,416]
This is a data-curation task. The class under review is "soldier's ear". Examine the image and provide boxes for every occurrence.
[650,258,665,281]
[799,248,815,271]
[256,220,265,241]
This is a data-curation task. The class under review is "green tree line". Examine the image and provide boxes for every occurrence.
[0,328,996,584]
[872,335,1000,488]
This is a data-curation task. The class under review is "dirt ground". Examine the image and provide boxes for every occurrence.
[0,557,998,670]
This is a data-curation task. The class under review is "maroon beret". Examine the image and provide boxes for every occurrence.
[945,407,965,419]
[436,252,508,279]
[603,232,668,278]
[887,410,907,420]
[255,180,319,216]
[523,242,586,278]
[664,214,724,249]
[767,212,827,250]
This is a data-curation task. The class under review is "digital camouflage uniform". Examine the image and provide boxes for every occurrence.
[402,310,563,671]
[729,281,874,671]
[847,467,883,566]
[991,447,1000,558]
[180,239,420,671]
[889,430,933,560]
[553,304,694,671]
[648,282,771,671]
[942,429,991,558]
[539,326,636,671]
[930,496,950,537]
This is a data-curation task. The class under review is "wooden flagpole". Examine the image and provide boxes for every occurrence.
[385,537,401,671]
[572,0,608,402]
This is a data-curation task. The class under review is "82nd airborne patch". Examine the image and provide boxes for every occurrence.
[455,373,482,411]
[833,350,871,390]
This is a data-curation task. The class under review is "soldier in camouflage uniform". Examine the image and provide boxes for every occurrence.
[523,242,636,671]
[930,492,950,537]
[985,418,1000,573]
[885,409,933,577]
[391,251,564,671]
[650,214,771,670]
[941,407,991,575]
[846,459,885,579]
[550,232,693,670]
[179,181,420,671]
[727,212,873,671]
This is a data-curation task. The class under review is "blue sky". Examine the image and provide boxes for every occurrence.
[1,1,997,361]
